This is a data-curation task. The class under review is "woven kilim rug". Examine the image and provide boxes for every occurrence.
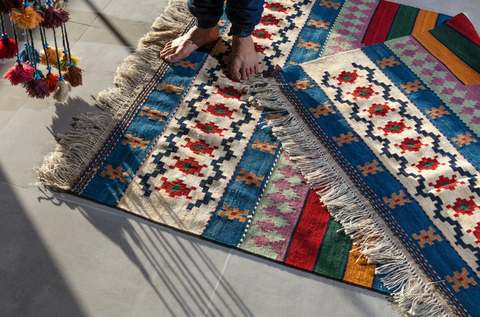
[37,0,474,315]
[263,12,480,316]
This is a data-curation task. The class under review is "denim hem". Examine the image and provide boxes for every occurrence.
[229,25,255,37]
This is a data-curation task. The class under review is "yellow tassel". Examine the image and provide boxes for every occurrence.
[54,53,81,72]
[40,47,63,66]
[10,5,44,29]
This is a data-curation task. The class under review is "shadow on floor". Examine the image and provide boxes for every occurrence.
[0,167,87,317]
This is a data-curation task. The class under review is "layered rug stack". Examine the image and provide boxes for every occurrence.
[38,0,480,315]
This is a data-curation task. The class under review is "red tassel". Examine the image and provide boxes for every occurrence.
[0,0,22,14]
[64,66,83,87]
[43,72,59,93]
[25,78,50,99]
[0,36,19,60]
[3,61,35,85]
[40,5,69,29]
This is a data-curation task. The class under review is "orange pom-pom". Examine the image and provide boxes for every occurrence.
[43,72,59,93]
[10,5,44,29]
[40,46,63,66]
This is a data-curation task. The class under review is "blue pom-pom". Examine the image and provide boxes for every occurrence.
[24,43,29,47]
[47,66,52,70]
[68,62,73,67]
[46,1,52,5]
[59,76,64,81]
[35,74,41,80]
[1,34,7,39]
[19,48,41,63]
[24,2,31,6]
[45,43,49,48]
[62,49,68,54]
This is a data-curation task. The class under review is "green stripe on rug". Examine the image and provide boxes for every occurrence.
[386,5,419,41]
[313,219,351,279]
[430,23,480,72]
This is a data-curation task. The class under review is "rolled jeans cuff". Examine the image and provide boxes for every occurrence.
[229,24,255,37]
[196,19,220,29]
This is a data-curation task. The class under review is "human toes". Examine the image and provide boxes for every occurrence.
[160,42,173,57]
[231,63,241,80]
[165,52,183,63]
[249,67,256,79]
[241,68,249,81]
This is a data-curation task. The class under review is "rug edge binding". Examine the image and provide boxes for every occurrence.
[35,0,192,190]
[248,76,456,317]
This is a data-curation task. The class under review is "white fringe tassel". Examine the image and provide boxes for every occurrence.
[36,0,192,188]
[251,77,455,317]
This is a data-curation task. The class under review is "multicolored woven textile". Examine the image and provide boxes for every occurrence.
[269,12,480,316]
[38,0,476,315]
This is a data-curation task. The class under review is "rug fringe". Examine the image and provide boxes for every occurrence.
[36,0,193,189]
[249,77,454,317]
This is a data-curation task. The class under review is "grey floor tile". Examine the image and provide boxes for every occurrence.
[0,181,229,317]
[68,0,112,25]
[88,0,170,49]
[99,0,169,23]
[0,72,29,133]
[205,251,401,317]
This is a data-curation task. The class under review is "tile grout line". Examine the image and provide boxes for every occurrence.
[89,0,114,27]
[203,251,232,317]
[0,100,31,137]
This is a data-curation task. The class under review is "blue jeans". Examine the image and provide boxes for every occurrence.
[187,0,264,37]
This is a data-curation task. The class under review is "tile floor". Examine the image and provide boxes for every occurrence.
[0,0,478,316]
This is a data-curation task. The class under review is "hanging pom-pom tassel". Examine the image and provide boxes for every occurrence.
[52,0,67,10]
[10,2,44,29]
[33,0,46,12]
[56,52,80,71]
[25,74,50,99]
[0,34,19,60]
[19,46,40,63]
[40,2,69,29]
[43,71,59,93]
[0,0,23,14]
[35,68,44,78]
[40,45,62,65]
[3,60,35,85]
[53,77,71,102]
[64,64,82,87]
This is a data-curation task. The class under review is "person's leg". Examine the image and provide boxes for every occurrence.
[226,0,264,80]
[160,0,223,63]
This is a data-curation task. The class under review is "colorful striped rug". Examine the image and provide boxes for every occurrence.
[37,0,473,315]
[266,12,480,316]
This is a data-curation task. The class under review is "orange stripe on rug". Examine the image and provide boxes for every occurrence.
[342,240,376,288]
[412,10,438,35]
[414,31,480,85]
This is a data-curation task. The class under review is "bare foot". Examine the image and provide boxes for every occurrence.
[231,35,259,81]
[160,25,219,63]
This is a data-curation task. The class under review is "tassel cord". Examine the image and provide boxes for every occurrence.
[27,28,39,70]
[60,23,71,63]
[24,28,36,68]
[0,13,6,35]
[10,16,20,60]
[52,26,62,78]
[39,25,51,71]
